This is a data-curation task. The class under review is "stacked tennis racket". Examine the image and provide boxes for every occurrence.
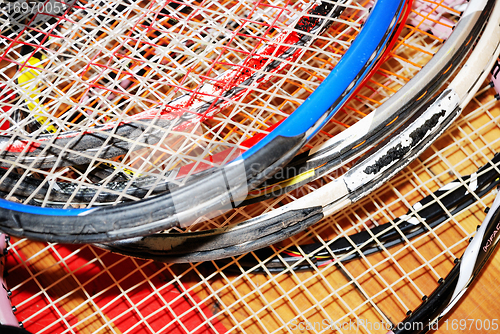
[1,0,500,332]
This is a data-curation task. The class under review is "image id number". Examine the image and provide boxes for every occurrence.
[443,319,499,331]
[2,1,65,15]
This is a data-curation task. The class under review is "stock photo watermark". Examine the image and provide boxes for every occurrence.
[288,319,395,332]
[288,318,499,332]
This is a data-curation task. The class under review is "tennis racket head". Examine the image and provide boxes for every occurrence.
[0,0,410,242]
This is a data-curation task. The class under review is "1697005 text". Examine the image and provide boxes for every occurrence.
[1,0,66,15]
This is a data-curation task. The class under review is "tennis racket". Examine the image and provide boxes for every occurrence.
[0,0,408,243]
[0,0,409,206]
